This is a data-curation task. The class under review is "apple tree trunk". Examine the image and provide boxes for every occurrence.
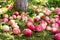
[14,0,28,12]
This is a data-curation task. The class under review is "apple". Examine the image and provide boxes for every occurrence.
[57,20,60,26]
[0,18,8,23]
[52,23,59,28]
[51,7,55,11]
[23,29,32,36]
[27,18,34,22]
[13,11,19,16]
[26,21,32,27]
[21,12,26,16]
[51,18,59,23]
[3,14,8,18]
[51,27,59,34]
[44,16,50,21]
[34,16,40,21]
[43,8,51,16]
[46,26,52,31]
[46,20,51,25]
[53,15,59,18]
[2,25,9,31]
[12,15,16,19]
[55,33,60,40]
[6,5,13,10]
[17,15,21,20]
[35,25,42,32]
[9,16,13,20]
[44,16,50,25]
[12,28,21,34]
[39,13,44,18]
[9,20,15,26]
[54,8,60,13]
[22,16,27,21]
[39,20,47,29]
[27,24,35,30]
[11,24,19,28]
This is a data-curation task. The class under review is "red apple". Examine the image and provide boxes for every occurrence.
[9,20,15,26]
[53,15,59,18]
[52,23,59,28]
[12,15,16,19]
[27,18,34,22]
[26,21,32,27]
[12,28,21,34]
[51,27,59,34]
[27,24,35,30]
[39,20,47,25]
[57,20,60,26]
[0,18,8,23]
[54,8,60,13]
[35,25,42,32]
[23,29,32,36]
[9,6,13,10]
[46,20,51,25]
[34,16,40,21]
[51,18,59,23]
[6,5,9,8]
[13,11,19,16]
[43,8,51,16]
[4,18,8,22]
[44,16,50,21]
[55,33,60,40]
[6,5,13,10]
[22,16,27,21]
[39,24,47,30]
[21,12,26,16]
[39,20,47,29]
[44,16,50,25]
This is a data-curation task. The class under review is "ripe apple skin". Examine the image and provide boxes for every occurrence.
[23,29,32,36]
[51,27,59,34]
[12,28,21,34]
[35,25,43,32]
[55,33,60,40]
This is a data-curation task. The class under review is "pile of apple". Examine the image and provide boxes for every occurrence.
[0,5,60,40]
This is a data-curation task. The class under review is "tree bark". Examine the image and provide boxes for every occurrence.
[14,0,28,12]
